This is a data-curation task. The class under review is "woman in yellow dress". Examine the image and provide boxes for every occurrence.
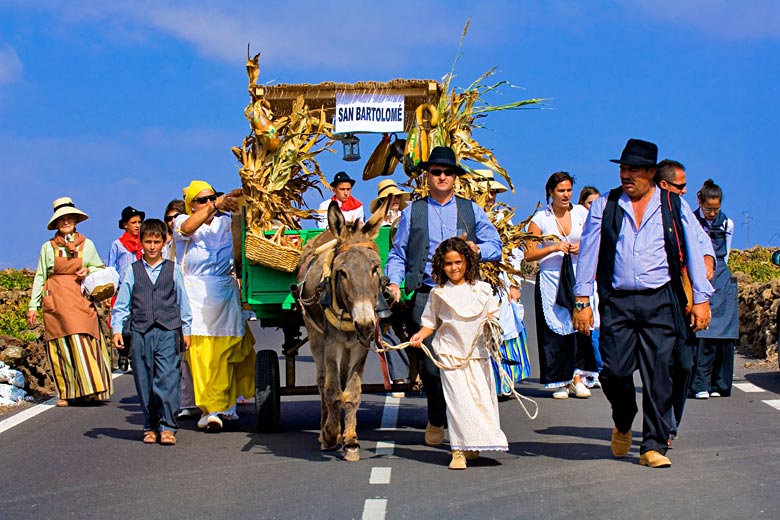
[173,181,255,432]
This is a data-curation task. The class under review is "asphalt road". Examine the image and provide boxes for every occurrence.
[2,282,780,519]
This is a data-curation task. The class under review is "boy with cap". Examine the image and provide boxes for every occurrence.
[316,171,364,228]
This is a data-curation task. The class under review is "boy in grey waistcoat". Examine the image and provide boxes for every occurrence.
[112,219,192,445]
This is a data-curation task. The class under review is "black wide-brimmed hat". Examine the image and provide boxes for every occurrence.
[330,171,356,187]
[418,146,466,175]
[118,206,146,229]
[610,138,658,167]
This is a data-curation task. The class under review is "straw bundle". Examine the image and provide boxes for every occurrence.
[235,53,336,237]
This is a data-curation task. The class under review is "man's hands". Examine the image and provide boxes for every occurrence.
[690,301,711,332]
[387,283,401,303]
[113,333,124,350]
[572,297,593,336]
[704,256,715,281]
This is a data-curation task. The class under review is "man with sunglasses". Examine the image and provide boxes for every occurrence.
[386,146,502,447]
[654,159,716,444]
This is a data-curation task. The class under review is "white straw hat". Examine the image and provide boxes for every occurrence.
[47,197,89,230]
[472,169,508,193]
[369,179,412,213]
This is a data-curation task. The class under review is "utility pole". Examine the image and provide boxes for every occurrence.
[741,211,753,249]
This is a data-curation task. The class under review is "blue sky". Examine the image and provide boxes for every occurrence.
[1,0,778,268]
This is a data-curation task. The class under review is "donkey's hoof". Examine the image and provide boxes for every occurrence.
[344,446,360,462]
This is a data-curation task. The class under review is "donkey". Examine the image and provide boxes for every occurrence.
[296,199,390,461]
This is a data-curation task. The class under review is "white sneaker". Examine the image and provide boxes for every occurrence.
[570,381,591,398]
[552,387,570,399]
[709,391,721,397]
[695,391,710,399]
[197,413,210,429]
[177,407,199,419]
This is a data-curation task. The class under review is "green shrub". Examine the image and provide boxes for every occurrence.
[728,246,780,283]
[0,269,35,340]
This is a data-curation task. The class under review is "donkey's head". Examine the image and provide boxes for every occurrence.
[326,198,390,342]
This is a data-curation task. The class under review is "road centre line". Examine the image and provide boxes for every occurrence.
[370,467,392,484]
[733,382,765,393]
[362,498,387,520]
[379,394,399,430]
[374,441,395,456]
[762,399,780,411]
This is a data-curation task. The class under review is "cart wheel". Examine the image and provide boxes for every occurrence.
[255,349,280,432]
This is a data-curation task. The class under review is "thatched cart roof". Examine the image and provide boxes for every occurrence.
[254,79,442,130]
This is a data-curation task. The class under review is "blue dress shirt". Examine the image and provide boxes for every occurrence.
[574,188,714,304]
[386,196,503,288]
[112,258,193,335]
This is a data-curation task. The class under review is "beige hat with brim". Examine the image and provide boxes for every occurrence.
[370,179,412,214]
[47,196,89,230]
[472,169,508,193]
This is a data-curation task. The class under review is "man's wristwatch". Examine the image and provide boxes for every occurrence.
[574,301,591,312]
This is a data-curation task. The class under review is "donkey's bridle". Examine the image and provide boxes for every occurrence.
[322,240,380,333]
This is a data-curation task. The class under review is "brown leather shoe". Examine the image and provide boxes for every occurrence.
[143,431,158,444]
[56,399,68,407]
[639,450,671,468]
[449,450,467,470]
[160,431,176,446]
[425,422,445,447]
[611,426,632,457]
[464,450,479,460]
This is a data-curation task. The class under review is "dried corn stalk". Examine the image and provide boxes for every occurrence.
[236,53,336,233]
[400,21,548,293]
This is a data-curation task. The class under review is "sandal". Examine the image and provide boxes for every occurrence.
[56,399,68,407]
[143,431,158,444]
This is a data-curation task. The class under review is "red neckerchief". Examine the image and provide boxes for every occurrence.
[119,231,143,260]
[333,195,362,211]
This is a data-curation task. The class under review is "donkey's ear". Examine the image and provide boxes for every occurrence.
[327,200,346,238]
[362,196,391,240]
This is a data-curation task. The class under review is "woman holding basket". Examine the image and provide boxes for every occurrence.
[27,197,113,406]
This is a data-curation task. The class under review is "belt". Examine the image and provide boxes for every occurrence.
[610,282,669,298]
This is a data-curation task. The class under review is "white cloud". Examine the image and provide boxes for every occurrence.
[0,44,22,85]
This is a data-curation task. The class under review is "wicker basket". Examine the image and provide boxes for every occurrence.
[245,227,301,272]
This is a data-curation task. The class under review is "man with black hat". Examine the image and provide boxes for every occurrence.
[572,138,713,468]
[385,146,503,447]
[316,171,364,228]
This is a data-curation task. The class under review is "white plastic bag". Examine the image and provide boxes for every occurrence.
[0,383,26,403]
[0,361,24,388]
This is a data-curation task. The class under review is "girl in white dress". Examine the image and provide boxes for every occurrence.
[410,237,509,470]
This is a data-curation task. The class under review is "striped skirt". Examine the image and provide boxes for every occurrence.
[45,333,113,400]
[491,328,531,396]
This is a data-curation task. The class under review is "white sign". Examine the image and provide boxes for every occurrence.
[334,93,404,134]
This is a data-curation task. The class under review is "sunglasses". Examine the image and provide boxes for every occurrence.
[666,181,686,190]
[164,213,181,223]
[428,168,456,177]
[192,194,217,204]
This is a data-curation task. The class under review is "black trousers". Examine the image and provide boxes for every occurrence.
[691,338,734,396]
[669,331,696,435]
[407,289,447,428]
[599,284,680,455]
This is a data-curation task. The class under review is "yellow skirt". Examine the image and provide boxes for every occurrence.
[186,332,256,414]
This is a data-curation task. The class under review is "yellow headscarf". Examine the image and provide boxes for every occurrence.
[182,180,215,215]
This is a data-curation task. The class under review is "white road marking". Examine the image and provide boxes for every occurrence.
[733,382,765,393]
[0,373,125,435]
[362,498,387,520]
[0,398,57,435]
[374,441,395,456]
[762,399,780,411]
[379,394,399,430]
[370,467,392,484]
